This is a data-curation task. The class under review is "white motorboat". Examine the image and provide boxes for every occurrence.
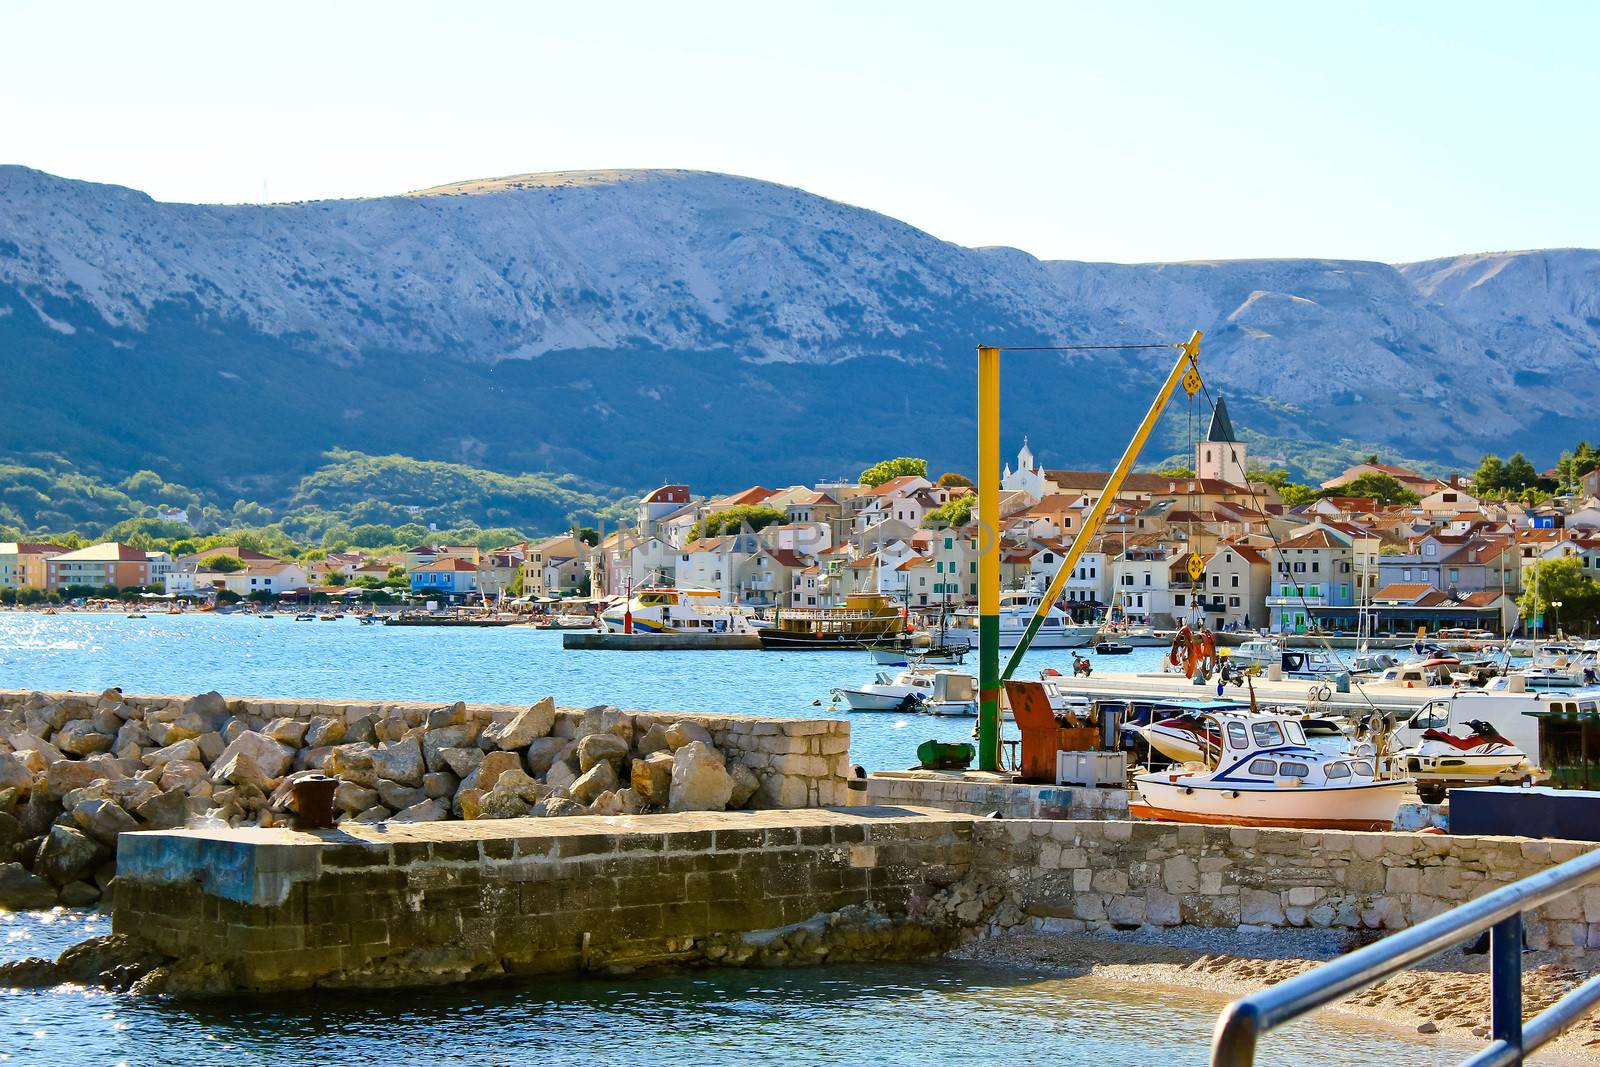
[1224,638,1282,671]
[1137,702,1353,764]
[1131,709,1413,831]
[1096,621,1171,647]
[946,583,1099,649]
[917,670,980,717]
[831,669,931,711]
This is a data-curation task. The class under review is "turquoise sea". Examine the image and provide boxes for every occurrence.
[0,612,1185,771]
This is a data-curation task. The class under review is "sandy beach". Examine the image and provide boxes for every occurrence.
[954,927,1600,1063]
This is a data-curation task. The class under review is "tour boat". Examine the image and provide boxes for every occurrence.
[945,586,1099,649]
[600,587,755,636]
[1130,709,1413,831]
[757,593,905,650]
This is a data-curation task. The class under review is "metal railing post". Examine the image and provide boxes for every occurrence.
[1490,913,1523,1053]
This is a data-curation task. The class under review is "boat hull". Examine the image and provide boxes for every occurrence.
[759,631,901,650]
[833,689,918,712]
[1131,776,1409,831]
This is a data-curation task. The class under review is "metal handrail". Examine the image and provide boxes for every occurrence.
[1211,845,1600,1066]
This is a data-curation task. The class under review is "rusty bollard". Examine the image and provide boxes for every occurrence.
[291,774,339,830]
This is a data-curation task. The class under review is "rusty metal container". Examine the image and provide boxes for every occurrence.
[291,774,339,830]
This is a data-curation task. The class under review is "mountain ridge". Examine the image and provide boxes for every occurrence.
[2,165,1596,494]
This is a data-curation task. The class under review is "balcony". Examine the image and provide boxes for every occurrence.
[1265,593,1327,608]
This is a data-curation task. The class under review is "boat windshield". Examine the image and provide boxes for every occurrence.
[1251,721,1285,747]
[1282,720,1306,745]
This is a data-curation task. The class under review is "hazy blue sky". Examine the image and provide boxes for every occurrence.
[4,0,1596,262]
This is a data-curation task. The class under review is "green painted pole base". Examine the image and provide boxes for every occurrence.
[978,613,1000,771]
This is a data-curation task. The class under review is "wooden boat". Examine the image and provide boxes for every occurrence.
[757,593,905,650]
[1130,708,1412,831]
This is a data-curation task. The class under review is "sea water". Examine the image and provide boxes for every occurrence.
[0,612,1198,771]
[0,909,1477,1066]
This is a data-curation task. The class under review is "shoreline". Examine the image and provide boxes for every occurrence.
[952,927,1600,1064]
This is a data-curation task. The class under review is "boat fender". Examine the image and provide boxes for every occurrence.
[1183,786,1194,795]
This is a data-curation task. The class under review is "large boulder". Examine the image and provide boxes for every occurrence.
[543,797,587,817]
[157,759,208,794]
[304,716,346,748]
[634,723,672,757]
[0,862,58,909]
[324,743,378,786]
[476,789,531,820]
[463,750,521,793]
[71,798,139,847]
[371,738,424,787]
[211,732,294,779]
[334,782,379,815]
[262,718,309,747]
[0,753,32,795]
[134,788,189,830]
[422,724,477,774]
[569,761,618,804]
[390,798,448,823]
[375,779,427,811]
[211,753,277,790]
[53,720,114,757]
[666,721,714,751]
[142,738,201,770]
[45,760,110,801]
[439,746,484,779]
[35,824,101,886]
[630,753,674,807]
[483,698,556,750]
[422,771,459,800]
[524,737,568,776]
[544,758,580,793]
[576,733,629,774]
[589,790,624,817]
[729,763,761,808]
[668,742,734,812]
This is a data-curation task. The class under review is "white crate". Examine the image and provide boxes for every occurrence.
[1056,749,1127,788]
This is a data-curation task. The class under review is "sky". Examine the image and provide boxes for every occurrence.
[3,0,1597,263]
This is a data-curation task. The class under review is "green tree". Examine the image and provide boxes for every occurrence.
[575,526,601,547]
[859,457,927,487]
[1472,453,1508,495]
[922,496,976,528]
[201,553,246,573]
[1518,556,1600,635]
[215,589,242,605]
[1503,452,1539,491]
[686,505,787,542]
[1154,463,1196,478]
[350,524,398,548]
[936,472,973,488]
[1322,472,1420,505]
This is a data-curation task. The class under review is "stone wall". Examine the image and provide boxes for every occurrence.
[860,772,1129,820]
[970,821,1600,951]
[111,807,978,991]
[0,688,850,908]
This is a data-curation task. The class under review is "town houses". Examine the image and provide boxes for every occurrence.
[4,399,1599,634]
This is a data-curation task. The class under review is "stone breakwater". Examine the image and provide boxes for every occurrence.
[11,813,1583,996]
[0,688,849,909]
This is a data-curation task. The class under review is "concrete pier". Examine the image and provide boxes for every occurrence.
[113,806,978,990]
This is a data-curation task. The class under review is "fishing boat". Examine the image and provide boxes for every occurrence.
[600,588,754,636]
[1130,708,1413,831]
[295,612,316,621]
[757,593,905,650]
[1136,704,1353,764]
[945,583,1099,649]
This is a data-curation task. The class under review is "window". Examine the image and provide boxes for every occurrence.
[1174,594,1185,606]
[1325,762,1352,779]
[1278,761,1310,778]
[1251,722,1284,747]
[1247,758,1278,775]
[1231,575,1239,588]
[1229,596,1240,607]
[1226,722,1249,749]
[944,537,953,550]
[969,562,976,574]
[1143,573,1151,586]
[1135,595,1144,607]
[1353,759,1374,775]
[1311,561,1320,573]
[1211,575,1220,588]
[1043,553,1053,563]
[1449,568,1459,582]
[1293,561,1305,572]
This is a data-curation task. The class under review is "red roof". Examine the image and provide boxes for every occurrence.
[1275,528,1343,550]
[413,557,478,573]
[643,484,690,504]
[872,475,926,497]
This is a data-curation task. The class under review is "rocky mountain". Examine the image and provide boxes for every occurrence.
[2,164,1596,496]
